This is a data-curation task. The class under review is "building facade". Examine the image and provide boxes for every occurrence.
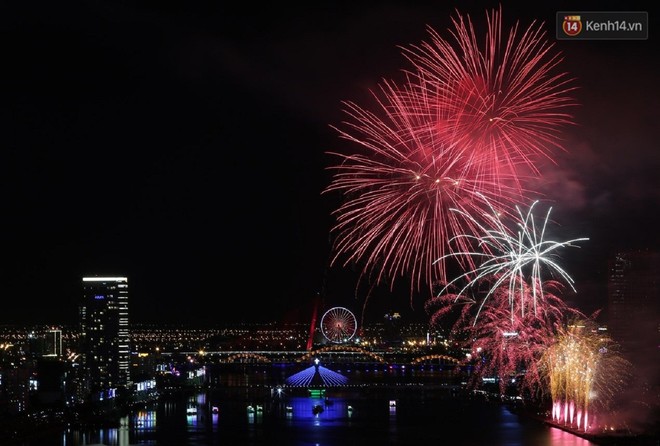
[80,276,131,398]
[607,250,660,388]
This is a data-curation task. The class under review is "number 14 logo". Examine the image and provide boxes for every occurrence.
[562,15,583,36]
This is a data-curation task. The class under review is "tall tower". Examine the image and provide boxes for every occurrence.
[607,250,660,387]
[80,276,131,397]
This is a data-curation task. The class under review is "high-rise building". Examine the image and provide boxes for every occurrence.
[607,250,660,386]
[45,328,62,357]
[80,276,131,397]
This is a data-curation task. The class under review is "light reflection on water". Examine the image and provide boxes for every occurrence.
[30,392,600,446]
[549,428,596,446]
[23,367,602,446]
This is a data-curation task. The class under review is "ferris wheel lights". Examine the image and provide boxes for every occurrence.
[320,307,358,344]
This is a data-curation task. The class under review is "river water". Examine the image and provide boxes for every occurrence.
[18,365,603,446]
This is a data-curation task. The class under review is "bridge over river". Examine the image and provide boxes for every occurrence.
[175,345,464,368]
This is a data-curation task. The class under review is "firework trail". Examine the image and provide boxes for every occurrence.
[540,319,632,432]
[426,277,584,397]
[435,197,588,320]
[325,7,577,298]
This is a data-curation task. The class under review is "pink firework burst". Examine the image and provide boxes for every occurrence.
[426,277,585,397]
[325,7,577,297]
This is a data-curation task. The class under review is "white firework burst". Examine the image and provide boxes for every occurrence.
[435,195,589,319]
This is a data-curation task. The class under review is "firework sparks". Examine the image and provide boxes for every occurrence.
[435,197,588,320]
[325,7,577,296]
[400,6,578,175]
[426,277,584,397]
[325,80,522,296]
[540,319,632,432]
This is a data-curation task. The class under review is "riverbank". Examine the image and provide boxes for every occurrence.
[542,419,659,446]
[506,403,659,446]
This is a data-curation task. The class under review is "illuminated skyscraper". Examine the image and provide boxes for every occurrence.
[80,276,131,397]
[46,328,63,357]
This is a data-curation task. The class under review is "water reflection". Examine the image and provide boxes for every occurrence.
[60,418,127,446]
[549,427,597,445]
[23,365,606,446]
[37,392,601,446]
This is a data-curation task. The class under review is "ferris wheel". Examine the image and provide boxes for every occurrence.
[320,306,358,344]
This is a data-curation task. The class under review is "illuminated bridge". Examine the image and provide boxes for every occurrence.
[176,348,462,367]
[169,348,468,393]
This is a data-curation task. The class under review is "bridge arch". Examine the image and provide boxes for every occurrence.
[411,354,461,365]
[223,353,271,364]
[298,345,386,364]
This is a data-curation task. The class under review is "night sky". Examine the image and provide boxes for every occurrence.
[2,1,658,327]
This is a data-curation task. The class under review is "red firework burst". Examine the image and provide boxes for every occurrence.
[325,7,577,296]
[400,6,578,176]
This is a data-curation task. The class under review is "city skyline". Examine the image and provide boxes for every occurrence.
[1,2,658,327]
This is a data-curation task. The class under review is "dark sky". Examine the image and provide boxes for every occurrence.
[1,1,658,327]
